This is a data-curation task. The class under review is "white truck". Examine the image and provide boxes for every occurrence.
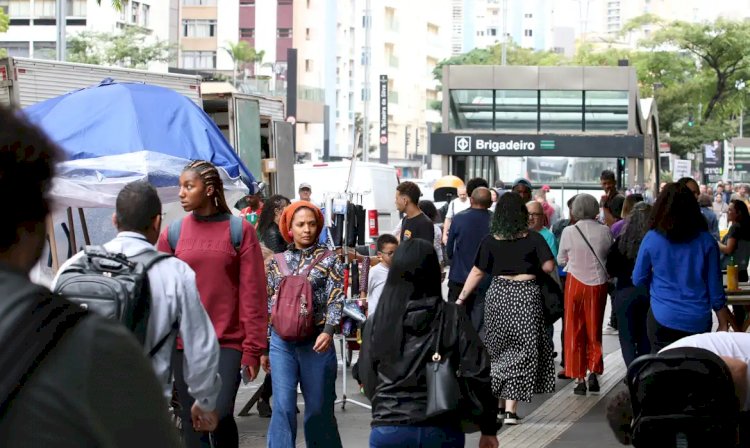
[0,57,202,108]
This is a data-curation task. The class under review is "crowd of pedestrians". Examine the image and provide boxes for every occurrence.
[3,101,750,448]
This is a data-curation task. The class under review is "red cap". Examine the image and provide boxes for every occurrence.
[542,184,551,192]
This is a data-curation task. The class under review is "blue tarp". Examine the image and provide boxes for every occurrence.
[23,79,256,208]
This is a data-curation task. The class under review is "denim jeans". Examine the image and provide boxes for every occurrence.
[267,331,342,448]
[370,426,465,448]
[613,286,651,367]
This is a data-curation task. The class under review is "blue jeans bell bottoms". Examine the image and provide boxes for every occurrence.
[267,330,342,448]
[370,426,466,448]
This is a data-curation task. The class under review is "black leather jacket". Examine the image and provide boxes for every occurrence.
[360,297,498,435]
[260,222,287,254]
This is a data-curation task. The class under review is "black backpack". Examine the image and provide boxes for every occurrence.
[53,246,172,355]
[626,347,740,448]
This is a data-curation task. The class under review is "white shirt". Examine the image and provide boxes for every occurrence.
[367,263,389,316]
[557,220,613,286]
[52,232,222,411]
[446,198,471,220]
[662,332,750,410]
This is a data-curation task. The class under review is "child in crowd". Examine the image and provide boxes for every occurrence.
[367,234,399,317]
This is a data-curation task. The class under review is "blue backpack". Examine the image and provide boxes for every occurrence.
[167,214,244,253]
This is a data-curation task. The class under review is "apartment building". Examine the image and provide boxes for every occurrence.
[0,0,169,70]
[175,0,237,72]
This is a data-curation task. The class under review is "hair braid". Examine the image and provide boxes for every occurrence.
[184,160,231,214]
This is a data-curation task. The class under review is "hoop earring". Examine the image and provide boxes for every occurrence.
[214,196,219,207]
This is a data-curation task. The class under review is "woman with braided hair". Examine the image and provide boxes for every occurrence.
[158,160,267,448]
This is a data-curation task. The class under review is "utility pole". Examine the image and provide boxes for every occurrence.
[56,0,67,61]
[361,0,372,162]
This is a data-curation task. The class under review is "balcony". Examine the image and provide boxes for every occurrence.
[238,79,325,103]
[388,54,400,68]
[388,91,399,104]
[385,17,399,32]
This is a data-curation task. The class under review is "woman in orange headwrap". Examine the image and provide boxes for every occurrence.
[264,201,344,448]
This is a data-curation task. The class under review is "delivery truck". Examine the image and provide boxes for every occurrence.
[0,57,202,108]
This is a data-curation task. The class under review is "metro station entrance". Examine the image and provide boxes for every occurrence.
[431,65,659,196]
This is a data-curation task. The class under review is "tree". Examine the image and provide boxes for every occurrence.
[95,0,122,10]
[223,41,264,86]
[0,8,9,58]
[68,27,172,69]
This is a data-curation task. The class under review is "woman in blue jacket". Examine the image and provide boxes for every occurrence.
[632,183,732,351]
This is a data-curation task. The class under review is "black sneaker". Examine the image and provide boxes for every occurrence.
[573,381,587,396]
[503,412,520,425]
[588,373,600,394]
[257,399,272,418]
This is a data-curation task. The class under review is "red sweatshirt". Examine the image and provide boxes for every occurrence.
[157,213,267,368]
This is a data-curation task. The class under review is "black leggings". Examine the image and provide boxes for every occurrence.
[174,348,242,448]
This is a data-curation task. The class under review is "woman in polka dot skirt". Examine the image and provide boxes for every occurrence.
[457,192,556,425]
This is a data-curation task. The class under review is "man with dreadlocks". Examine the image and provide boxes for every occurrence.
[158,160,267,448]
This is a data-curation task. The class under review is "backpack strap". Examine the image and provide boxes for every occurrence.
[300,250,332,277]
[167,218,183,253]
[273,253,292,276]
[229,214,244,253]
[0,296,88,414]
[147,320,179,358]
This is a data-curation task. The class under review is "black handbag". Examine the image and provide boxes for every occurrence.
[537,269,564,325]
[425,308,460,419]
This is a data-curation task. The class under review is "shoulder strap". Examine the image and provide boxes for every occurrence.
[300,250,332,277]
[131,249,173,271]
[229,214,244,253]
[147,319,179,358]
[273,253,292,276]
[432,304,446,359]
[574,225,607,273]
[0,297,88,414]
[167,218,183,253]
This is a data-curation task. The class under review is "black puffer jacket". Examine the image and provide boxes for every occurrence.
[260,222,287,254]
[360,296,498,435]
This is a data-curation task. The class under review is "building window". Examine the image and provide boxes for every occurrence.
[305,59,313,72]
[524,13,533,18]
[0,0,7,15]
[181,51,216,69]
[183,0,216,5]
[7,0,30,16]
[488,28,497,36]
[278,0,292,4]
[540,90,583,132]
[34,0,55,18]
[131,1,139,24]
[305,28,311,40]
[0,41,30,57]
[66,0,86,17]
[33,41,56,60]
[183,19,217,37]
[141,3,149,26]
[585,90,628,132]
[239,0,254,4]
[307,0,311,7]
[277,28,292,38]
[524,29,533,37]
[240,28,254,38]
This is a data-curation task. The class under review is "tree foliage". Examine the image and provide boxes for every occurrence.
[223,41,265,85]
[95,0,122,10]
[433,16,750,157]
[67,27,173,69]
[0,8,9,58]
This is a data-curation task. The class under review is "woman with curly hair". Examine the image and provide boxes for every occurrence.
[457,192,556,425]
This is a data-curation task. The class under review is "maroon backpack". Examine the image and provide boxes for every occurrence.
[271,250,331,341]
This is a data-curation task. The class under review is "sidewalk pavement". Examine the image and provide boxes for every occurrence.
[235,289,626,448]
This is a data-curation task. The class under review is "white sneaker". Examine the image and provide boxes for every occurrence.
[603,325,619,335]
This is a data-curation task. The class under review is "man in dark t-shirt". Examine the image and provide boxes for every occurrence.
[395,181,434,243]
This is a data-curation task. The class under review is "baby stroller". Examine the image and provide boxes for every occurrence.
[626,347,740,448]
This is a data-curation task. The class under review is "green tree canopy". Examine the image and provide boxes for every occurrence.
[223,41,265,85]
[67,27,172,69]
[433,16,750,156]
[0,8,9,58]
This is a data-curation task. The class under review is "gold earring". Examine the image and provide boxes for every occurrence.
[214,196,219,207]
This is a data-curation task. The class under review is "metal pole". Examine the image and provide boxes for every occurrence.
[361,0,372,162]
[56,0,67,61]
[741,108,744,139]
